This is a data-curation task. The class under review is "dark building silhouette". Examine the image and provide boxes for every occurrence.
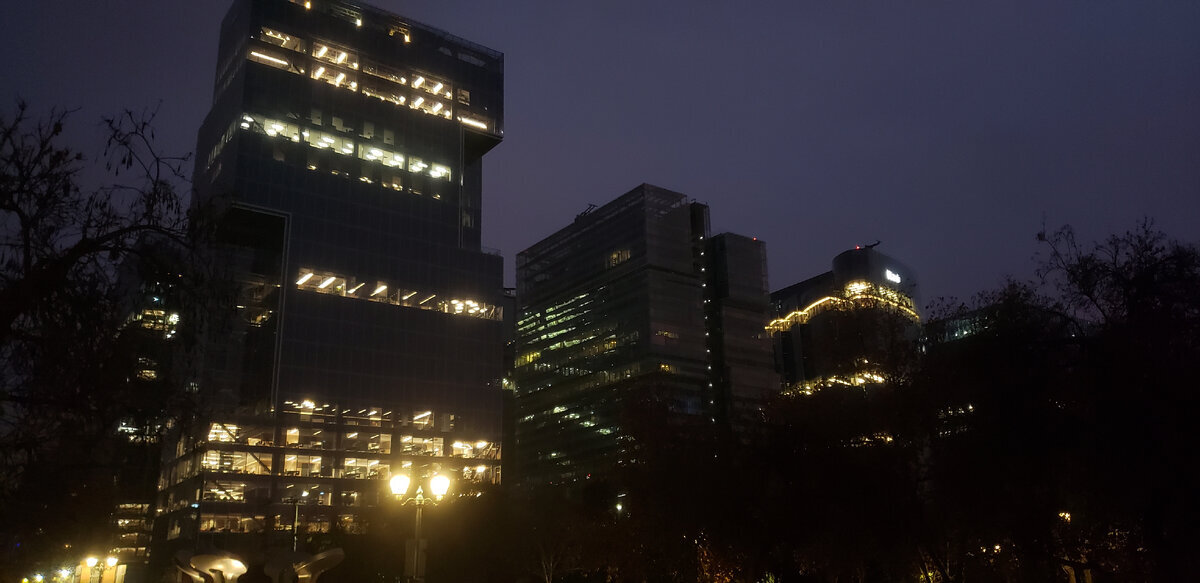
[513,184,777,485]
[153,0,506,572]
[770,246,920,395]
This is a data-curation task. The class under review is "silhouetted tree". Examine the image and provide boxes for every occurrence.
[0,101,209,578]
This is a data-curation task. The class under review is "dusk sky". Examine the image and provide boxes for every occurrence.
[3,1,1198,305]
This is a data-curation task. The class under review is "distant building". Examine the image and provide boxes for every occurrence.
[514,184,777,485]
[769,246,920,395]
[153,0,506,572]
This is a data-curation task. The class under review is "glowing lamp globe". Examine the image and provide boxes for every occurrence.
[389,474,411,496]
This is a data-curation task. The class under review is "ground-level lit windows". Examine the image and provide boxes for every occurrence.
[207,423,239,443]
[199,514,262,533]
[338,514,367,534]
[201,481,248,502]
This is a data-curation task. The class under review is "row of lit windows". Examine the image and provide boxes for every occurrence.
[296,268,503,321]
[250,27,493,132]
[241,113,451,180]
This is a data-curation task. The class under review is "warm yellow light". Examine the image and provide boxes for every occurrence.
[475,440,488,449]
[58,570,71,579]
[315,45,328,58]
[431,102,443,113]
[304,1,311,8]
[313,66,326,79]
[458,117,487,129]
[336,52,347,64]
[372,285,387,296]
[412,76,425,89]
[33,576,43,583]
[85,558,98,568]
[390,474,411,496]
[412,97,424,107]
[318,276,336,289]
[402,291,418,300]
[296,272,314,285]
[301,399,316,409]
[430,474,451,498]
[105,557,118,568]
[250,51,289,67]
[431,82,443,93]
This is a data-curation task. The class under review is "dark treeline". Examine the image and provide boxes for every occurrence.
[421,223,1199,583]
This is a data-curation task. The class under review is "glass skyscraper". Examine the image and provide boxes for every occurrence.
[514,184,777,485]
[153,0,506,568]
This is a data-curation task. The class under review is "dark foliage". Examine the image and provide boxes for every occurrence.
[0,101,212,578]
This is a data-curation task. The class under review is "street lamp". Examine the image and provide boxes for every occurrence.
[82,557,117,583]
[389,473,451,582]
[290,489,311,552]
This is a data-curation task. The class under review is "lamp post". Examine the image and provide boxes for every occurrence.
[389,473,451,583]
[83,557,118,583]
[291,489,310,552]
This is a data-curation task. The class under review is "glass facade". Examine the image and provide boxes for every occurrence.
[154,0,505,563]
[514,185,778,485]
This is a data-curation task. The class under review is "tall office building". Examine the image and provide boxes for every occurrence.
[514,184,777,485]
[153,0,505,568]
[769,245,920,395]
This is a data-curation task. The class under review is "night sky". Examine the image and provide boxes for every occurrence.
[3,1,1198,304]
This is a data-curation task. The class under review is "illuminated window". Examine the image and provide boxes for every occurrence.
[358,144,404,168]
[199,514,261,533]
[207,423,239,443]
[387,24,411,43]
[201,481,246,502]
[607,249,632,268]
[311,64,358,91]
[296,269,502,320]
[411,410,434,430]
[259,27,304,53]
[201,450,272,475]
[363,61,406,85]
[311,41,358,70]
[343,458,388,479]
[284,427,328,449]
[247,49,302,74]
[281,454,324,477]
[343,431,391,453]
[399,435,443,456]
